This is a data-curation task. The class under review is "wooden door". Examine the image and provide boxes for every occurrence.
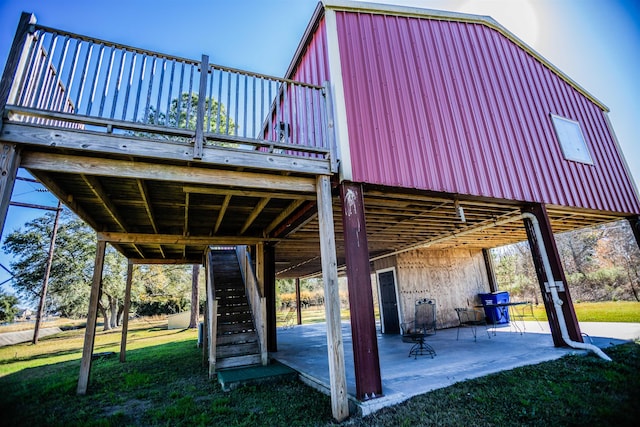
[378,270,400,334]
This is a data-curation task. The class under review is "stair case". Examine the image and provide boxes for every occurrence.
[208,248,265,370]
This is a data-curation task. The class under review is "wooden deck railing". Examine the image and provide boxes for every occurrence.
[1,14,334,165]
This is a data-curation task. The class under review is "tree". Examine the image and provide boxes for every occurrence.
[3,211,94,318]
[0,291,19,322]
[143,93,237,143]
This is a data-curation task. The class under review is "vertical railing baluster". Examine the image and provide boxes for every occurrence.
[234,72,239,136]
[193,54,208,160]
[62,39,81,113]
[225,71,231,135]
[260,77,265,138]
[32,33,57,110]
[153,58,166,126]
[216,68,222,133]
[165,59,175,127]
[110,49,125,119]
[143,56,157,124]
[45,35,69,111]
[243,74,248,138]
[86,43,105,115]
[98,45,115,117]
[252,77,256,138]
[121,52,136,121]
[291,84,298,146]
[176,61,185,127]
[185,64,194,128]
[132,54,147,121]
[207,64,214,132]
[74,42,94,114]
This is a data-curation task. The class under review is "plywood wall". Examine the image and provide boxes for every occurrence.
[394,248,489,328]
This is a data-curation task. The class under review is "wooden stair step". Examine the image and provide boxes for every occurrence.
[217,322,256,334]
[216,341,260,358]
[216,331,258,346]
[216,353,262,370]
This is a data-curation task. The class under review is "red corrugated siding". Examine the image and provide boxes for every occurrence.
[334,11,640,214]
[289,18,330,87]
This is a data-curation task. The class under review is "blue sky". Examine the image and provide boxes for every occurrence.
[0,0,638,300]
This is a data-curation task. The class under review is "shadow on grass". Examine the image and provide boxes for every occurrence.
[0,331,333,427]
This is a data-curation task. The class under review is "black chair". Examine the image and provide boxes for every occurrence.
[401,298,437,359]
[454,307,490,341]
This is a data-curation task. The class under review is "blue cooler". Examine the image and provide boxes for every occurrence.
[478,291,510,324]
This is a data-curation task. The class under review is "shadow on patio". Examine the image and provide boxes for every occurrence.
[273,321,640,415]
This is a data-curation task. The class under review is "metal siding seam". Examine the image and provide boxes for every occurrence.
[603,112,640,213]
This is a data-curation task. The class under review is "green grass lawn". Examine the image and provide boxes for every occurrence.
[1,303,639,426]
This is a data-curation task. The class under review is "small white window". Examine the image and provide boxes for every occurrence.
[550,114,593,165]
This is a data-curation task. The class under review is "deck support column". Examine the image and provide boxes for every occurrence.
[295,278,302,325]
[119,261,134,363]
[205,249,217,378]
[482,249,498,293]
[77,239,106,395]
[340,182,382,400]
[263,243,277,352]
[316,175,349,422]
[522,204,582,346]
[0,143,21,236]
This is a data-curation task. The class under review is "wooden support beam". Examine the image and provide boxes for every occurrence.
[340,182,382,400]
[240,197,270,235]
[77,239,106,395]
[315,175,349,422]
[97,231,274,245]
[522,204,582,346]
[20,151,318,193]
[1,122,331,175]
[136,179,165,258]
[214,194,231,235]
[119,262,134,363]
[264,199,305,237]
[129,258,203,265]
[183,185,316,201]
[183,192,190,237]
[0,143,21,236]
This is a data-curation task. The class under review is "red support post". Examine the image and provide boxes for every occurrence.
[522,204,582,346]
[340,182,382,400]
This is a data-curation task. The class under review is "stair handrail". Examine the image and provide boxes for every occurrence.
[235,246,268,365]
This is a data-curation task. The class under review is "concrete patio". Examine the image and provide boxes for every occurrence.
[273,320,640,415]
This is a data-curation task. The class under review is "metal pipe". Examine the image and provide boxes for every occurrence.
[520,212,611,361]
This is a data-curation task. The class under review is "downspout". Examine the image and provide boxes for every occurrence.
[521,212,611,361]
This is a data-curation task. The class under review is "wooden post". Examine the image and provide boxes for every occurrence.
[340,182,382,400]
[295,278,302,325]
[119,261,134,363]
[205,249,216,378]
[0,144,21,237]
[77,239,106,395]
[482,248,498,293]
[263,243,277,352]
[522,204,582,346]
[316,175,349,421]
[193,54,208,160]
[189,264,200,328]
[33,201,62,344]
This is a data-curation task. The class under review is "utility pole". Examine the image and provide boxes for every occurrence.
[32,200,62,344]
